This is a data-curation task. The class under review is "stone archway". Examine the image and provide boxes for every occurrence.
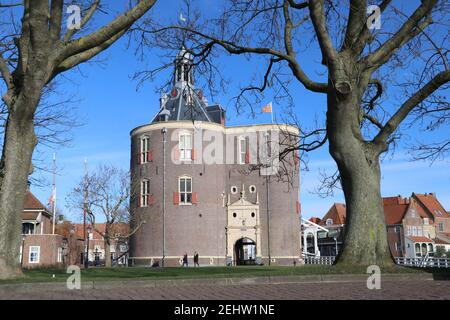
[235,237,257,265]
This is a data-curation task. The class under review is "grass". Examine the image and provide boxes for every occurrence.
[0,264,441,285]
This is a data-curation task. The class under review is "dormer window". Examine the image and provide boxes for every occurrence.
[326,219,333,226]
[179,133,193,161]
[238,137,249,164]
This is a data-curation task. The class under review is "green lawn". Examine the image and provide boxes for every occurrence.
[0,264,440,285]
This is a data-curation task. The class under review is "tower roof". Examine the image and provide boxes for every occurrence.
[151,48,225,124]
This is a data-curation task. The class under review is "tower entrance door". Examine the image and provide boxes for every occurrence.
[235,237,257,265]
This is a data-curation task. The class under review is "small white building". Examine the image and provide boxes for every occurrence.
[301,218,329,257]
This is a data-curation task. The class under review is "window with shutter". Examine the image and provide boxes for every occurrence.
[178,176,192,204]
[179,133,192,161]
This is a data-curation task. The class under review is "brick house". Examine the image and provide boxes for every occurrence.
[20,191,64,269]
[73,223,130,266]
[316,193,449,258]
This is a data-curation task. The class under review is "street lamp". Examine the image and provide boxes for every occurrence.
[85,226,92,268]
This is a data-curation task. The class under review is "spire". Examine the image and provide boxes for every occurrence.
[174,47,194,86]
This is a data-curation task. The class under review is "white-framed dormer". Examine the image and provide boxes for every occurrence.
[179,131,193,161]
[238,136,248,164]
[178,175,193,205]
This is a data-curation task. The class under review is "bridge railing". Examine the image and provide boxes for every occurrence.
[394,257,450,268]
[303,256,335,265]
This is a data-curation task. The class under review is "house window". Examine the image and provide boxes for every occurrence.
[326,219,333,226]
[423,218,429,225]
[438,222,444,232]
[29,246,40,263]
[179,133,192,161]
[140,136,150,164]
[395,242,402,252]
[22,223,34,235]
[412,226,417,236]
[57,247,63,263]
[179,176,192,204]
[435,209,443,217]
[417,228,423,237]
[395,226,401,233]
[140,179,150,207]
[238,137,248,164]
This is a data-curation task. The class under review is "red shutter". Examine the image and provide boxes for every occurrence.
[137,195,141,208]
[147,151,153,162]
[192,192,198,204]
[137,153,141,165]
[149,193,155,205]
[191,149,196,161]
[173,192,180,205]
[245,151,250,164]
[294,150,300,168]
[174,149,180,161]
[296,201,301,215]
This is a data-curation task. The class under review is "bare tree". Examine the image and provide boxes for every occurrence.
[138,0,449,266]
[0,0,157,279]
[67,164,144,268]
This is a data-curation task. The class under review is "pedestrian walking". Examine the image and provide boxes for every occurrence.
[194,251,199,267]
[182,252,188,267]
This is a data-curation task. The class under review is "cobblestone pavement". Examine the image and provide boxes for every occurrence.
[1,280,449,300]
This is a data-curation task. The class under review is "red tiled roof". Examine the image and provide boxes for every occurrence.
[319,203,346,226]
[73,223,130,240]
[407,236,433,243]
[23,191,46,210]
[413,193,450,219]
[435,238,450,245]
[309,217,321,224]
[383,196,409,224]
[22,212,40,220]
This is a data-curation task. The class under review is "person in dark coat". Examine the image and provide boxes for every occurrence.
[193,251,199,267]
[182,253,188,267]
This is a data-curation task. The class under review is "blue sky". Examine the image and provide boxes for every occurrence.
[28,0,450,221]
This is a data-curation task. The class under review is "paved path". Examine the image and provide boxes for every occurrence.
[1,280,449,300]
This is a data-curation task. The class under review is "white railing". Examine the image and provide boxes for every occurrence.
[304,256,335,265]
[395,257,450,268]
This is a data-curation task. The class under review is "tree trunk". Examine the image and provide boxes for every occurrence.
[0,101,38,279]
[104,239,111,268]
[327,89,393,267]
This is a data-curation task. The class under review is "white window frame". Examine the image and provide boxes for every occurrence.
[423,218,429,225]
[238,136,247,164]
[438,222,444,232]
[326,218,333,226]
[140,136,150,164]
[395,242,402,252]
[179,176,192,205]
[141,179,150,207]
[29,246,40,264]
[179,132,192,161]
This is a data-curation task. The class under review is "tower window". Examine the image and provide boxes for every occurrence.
[179,176,192,204]
[140,136,150,164]
[179,133,192,161]
[140,179,150,207]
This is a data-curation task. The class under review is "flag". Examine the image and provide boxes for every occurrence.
[262,102,272,113]
[48,187,56,207]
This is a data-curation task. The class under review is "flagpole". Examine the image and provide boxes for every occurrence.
[271,102,274,124]
[52,153,56,235]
